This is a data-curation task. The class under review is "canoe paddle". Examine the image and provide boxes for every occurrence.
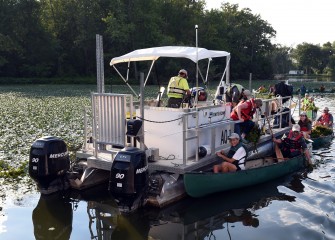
[265,114,285,161]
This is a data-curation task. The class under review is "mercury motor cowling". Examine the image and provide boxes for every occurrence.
[109,147,148,212]
[29,136,70,193]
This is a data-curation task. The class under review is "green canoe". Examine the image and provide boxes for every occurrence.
[311,133,333,149]
[184,155,306,198]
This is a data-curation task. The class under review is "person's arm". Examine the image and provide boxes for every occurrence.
[217,146,246,163]
[273,133,287,144]
[216,150,234,163]
[236,102,248,121]
[181,78,190,95]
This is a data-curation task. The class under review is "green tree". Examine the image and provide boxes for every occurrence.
[269,45,293,74]
[291,43,322,74]
[200,3,276,79]
[0,0,56,77]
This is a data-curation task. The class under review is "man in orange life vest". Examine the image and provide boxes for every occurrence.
[273,124,312,165]
[315,107,333,127]
[230,98,263,143]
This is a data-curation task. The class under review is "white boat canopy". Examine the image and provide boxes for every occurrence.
[109,46,231,97]
[110,46,230,65]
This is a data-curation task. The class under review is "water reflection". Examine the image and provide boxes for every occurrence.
[32,176,300,239]
[32,194,72,240]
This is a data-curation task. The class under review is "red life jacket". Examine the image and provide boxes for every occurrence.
[231,98,256,121]
[319,113,331,125]
[282,130,303,152]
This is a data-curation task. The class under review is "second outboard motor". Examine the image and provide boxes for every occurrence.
[29,136,70,193]
[109,147,148,211]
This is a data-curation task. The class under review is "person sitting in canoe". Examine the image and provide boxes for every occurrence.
[272,124,312,165]
[230,98,263,144]
[314,107,333,128]
[298,111,312,139]
[213,133,247,173]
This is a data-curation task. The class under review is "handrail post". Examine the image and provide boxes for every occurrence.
[182,114,187,165]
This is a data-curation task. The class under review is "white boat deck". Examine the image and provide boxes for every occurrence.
[77,127,288,175]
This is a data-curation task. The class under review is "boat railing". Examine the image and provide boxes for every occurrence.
[256,95,293,129]
[82,106,92,152]
[180,108,233,165]
[90,93,134,157]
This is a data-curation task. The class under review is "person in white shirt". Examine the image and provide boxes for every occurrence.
[213,133,247,173]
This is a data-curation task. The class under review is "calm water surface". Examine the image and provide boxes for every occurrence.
[0,93,335,240]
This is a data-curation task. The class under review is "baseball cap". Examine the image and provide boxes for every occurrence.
[292,124,300,132]
[179,69,188,76]
[228,133,240,139]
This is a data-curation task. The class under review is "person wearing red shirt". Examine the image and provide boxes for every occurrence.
[230,98,263,143]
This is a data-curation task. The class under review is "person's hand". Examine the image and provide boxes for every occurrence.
[216,151,225,157]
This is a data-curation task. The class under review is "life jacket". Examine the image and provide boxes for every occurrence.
[227,142,248,168]
[318,113,331,125]
[226,84,244,98]
[167,76,187,98]
[302,98,309,105]
[231,98,256,121]
[298,120,310,132]
[282,130,303,152]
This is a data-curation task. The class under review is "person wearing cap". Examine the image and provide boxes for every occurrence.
[273,124,312,164]
[213,133,247,173]
[225,84,251,107]
[298,111,312,138]
[315,107,333,127]
[167,69,191,108]
[230,98,263,143]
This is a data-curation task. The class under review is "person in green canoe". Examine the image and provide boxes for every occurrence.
[272,124,312,165]
[213,133,247,173]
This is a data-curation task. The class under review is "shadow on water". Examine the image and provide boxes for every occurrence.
[31,174,304,240]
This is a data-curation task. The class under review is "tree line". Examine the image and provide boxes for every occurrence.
[0,0,334,83]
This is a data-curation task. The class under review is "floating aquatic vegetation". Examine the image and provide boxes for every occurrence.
[311,125,333,138]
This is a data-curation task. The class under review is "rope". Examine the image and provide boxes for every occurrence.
[136,116,183,123]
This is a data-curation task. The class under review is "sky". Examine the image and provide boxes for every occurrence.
[205,0,335,47]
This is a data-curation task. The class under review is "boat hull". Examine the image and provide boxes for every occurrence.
[311,134,333,148]
[184,155,306,198]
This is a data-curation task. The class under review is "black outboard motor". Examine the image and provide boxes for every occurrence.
[29,136,70,193]
[109,147,148,211]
